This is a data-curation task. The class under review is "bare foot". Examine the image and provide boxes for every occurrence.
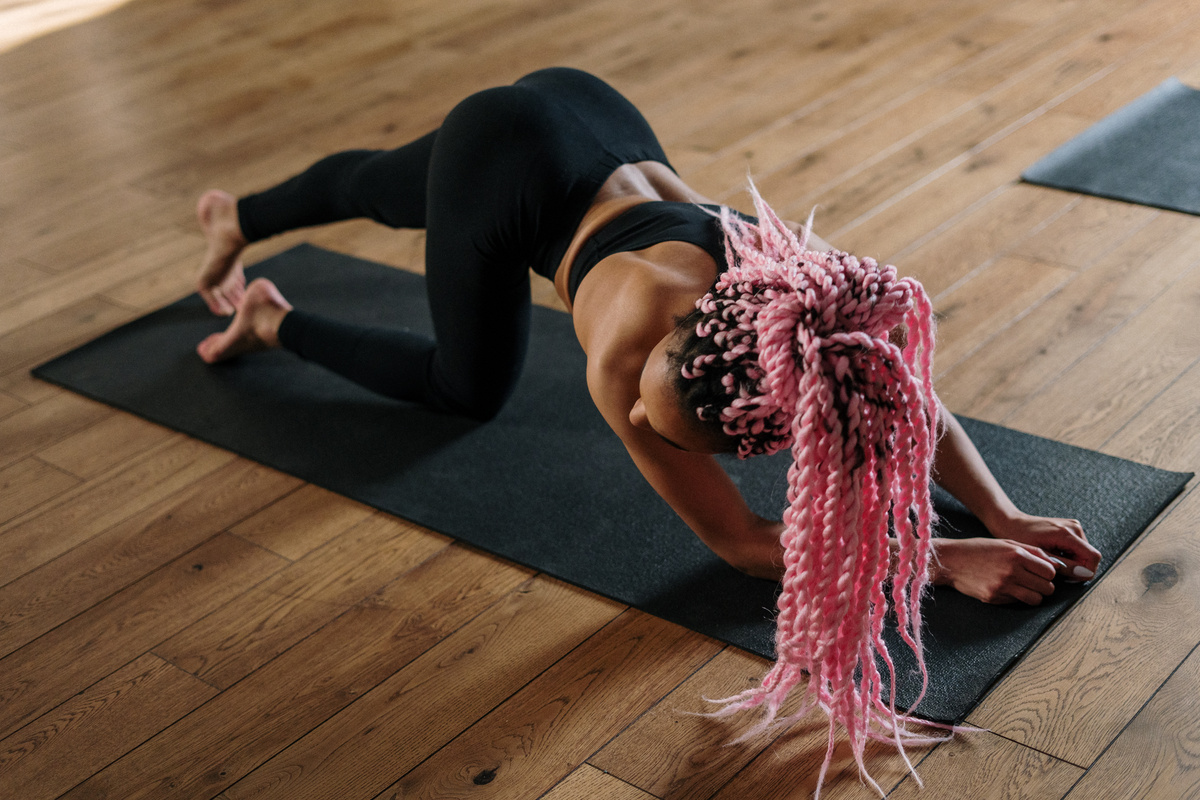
[197,189,248,316]
[197,278,293,363]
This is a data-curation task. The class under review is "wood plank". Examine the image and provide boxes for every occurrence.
[222,575,623,800]
[0,391,111,471]
[830,111,1093,263]
[1007,197,1157,271]
[589,647,784,800]
[228,483,375,561]
[36,412,177,480]
[542,765,658,800]
[7,185,184,274]
[6,2,1200,800]
[1064,641,1200,799]
[58,545,531,800]
[0,533,288,740]
[0,457,79,526]
[1104,358,1200,472]
[932,254,1073,377]
[1180,59,1200,85]
[665,1,995,155]
[0,437,236,585]
[0,654,217,800]
[156,513,449,689]
[887,732,1082,799]
[890,184,1077,298]
[129,142,329,203]
[686,10,1036,198]
[708,713,933,800]
[374,610,721,800]
[1002,252,1200,447]
[770,0,1189,236]
[0,259,53,304]
[0,459,298,660]
[0,370,60,405]
[937,211,1200,421]
[0,294,137,375]
[816,2,1200,259]
[969,488,1200,766]
[0,391,23,421]
[1053,14,1200,120]
[0,229,206,335]
[708,83,978,211]
[942,0,1199,97]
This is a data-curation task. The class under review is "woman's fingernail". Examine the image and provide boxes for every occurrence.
[1072,566,1095,580]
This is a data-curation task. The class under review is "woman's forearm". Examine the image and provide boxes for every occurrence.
[930,405,1020,534]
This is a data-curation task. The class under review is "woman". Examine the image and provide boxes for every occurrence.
[195,67,1099,792]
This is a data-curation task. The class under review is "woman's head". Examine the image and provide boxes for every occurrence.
[670,195,927,461]
[629,329,738,454]
[695,186,943,794]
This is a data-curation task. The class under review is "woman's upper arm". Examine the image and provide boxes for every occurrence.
[583,335,783,578]
[615,419,783,578]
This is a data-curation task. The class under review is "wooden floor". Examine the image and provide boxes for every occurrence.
[2,0,1200,797]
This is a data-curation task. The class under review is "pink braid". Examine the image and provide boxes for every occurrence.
[692,187,946,797]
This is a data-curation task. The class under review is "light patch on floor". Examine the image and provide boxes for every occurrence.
[0,0,133,53]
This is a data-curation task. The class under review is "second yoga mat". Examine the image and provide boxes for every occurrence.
[32,244,1191,723]
[1023,77,1200,215]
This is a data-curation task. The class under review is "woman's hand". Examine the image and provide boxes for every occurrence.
[931,537,1060,605]
[986,512,1101,583]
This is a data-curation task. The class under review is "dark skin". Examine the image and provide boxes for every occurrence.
[195,162,1102,604]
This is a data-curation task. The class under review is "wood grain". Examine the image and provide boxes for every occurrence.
[0,456,79,526]
[1104,358,1200,472]
[707,714,928,800]
[156,513,448,689]
[589,647,782,800]
[1003,252,1200,447]
[0,294,136,375]
[0,391,111,471]
[1063,641,1200,799]
[0,654,216,800]
[3,0,1200,798]
[543,765,659,800]
[0,437,237,585]
[0,391,24,422]
[1008,197,1157,271]
[931,254,1073,377]
[0,533,287,740]
[377,611,721,800]
[36,413,177,480]
[890,184,1077,298]
[59,546,532,800]
[228,483,376,561]
[831,111,1093,262]
[0,459,297,659]
[938,211,1200,421]
[888,733,1083,800]
[969,489,1200,766]
[223,576,623,800]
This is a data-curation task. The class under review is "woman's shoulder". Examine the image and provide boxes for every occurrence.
[575,255,665,365]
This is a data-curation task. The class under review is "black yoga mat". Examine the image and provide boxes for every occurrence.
[1023,77,1200,215]
[33,244,1190,722]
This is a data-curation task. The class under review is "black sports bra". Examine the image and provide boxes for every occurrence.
[567,201,754,302]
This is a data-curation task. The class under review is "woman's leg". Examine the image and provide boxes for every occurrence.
[199,90,541,421]
[236,132,438,240]
[197,132,438,315]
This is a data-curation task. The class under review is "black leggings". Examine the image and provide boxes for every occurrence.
[238,68,671,420]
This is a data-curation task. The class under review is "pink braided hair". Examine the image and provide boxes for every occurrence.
[683,188,947,797]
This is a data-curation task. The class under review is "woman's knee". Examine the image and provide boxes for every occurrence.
[437,384,512,422]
